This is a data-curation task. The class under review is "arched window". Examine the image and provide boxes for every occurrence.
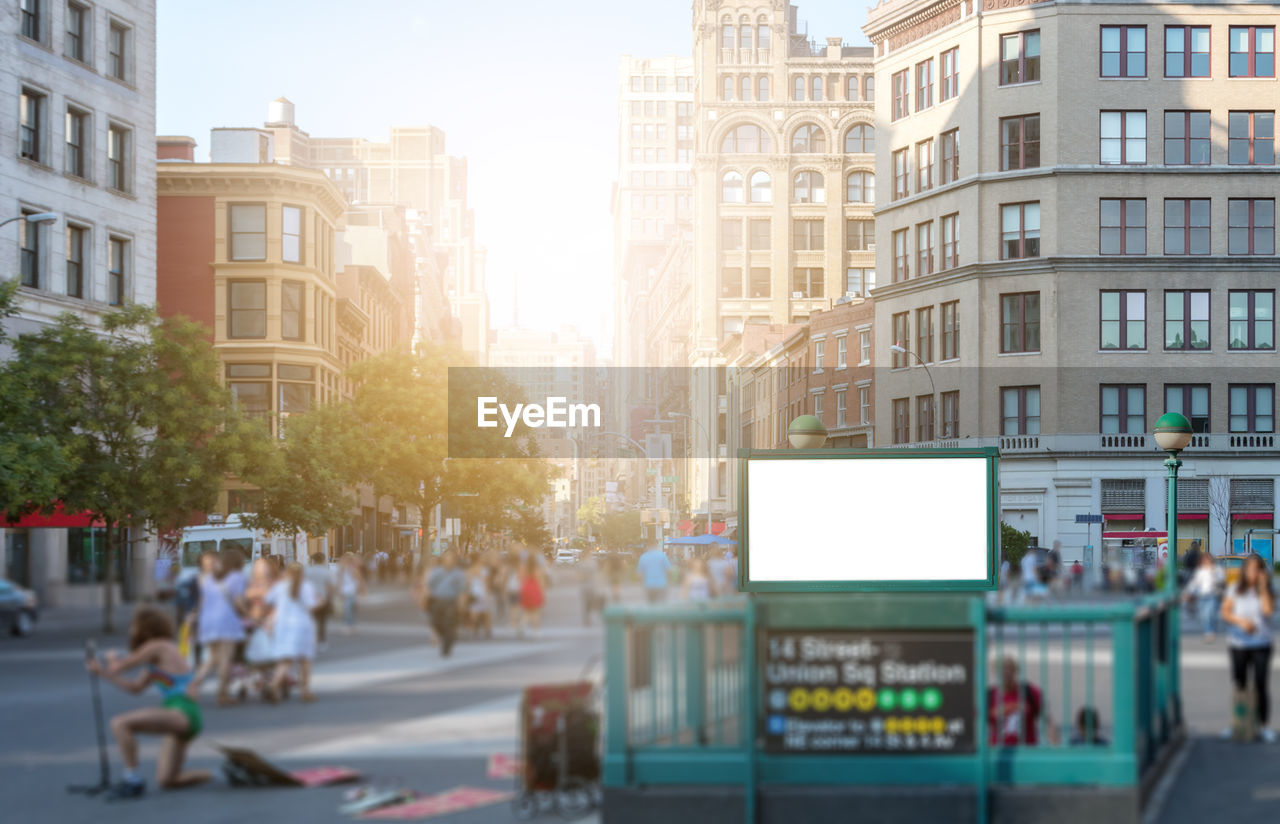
[740,77,752,101]
[812,76,823,101]
[793,76,805,101]
[846,75,859,101]
[750,171,772,203]
[792,124,826,153]
[864,75,875,101]
[739,22,752,51]
[722,171,744,203]
[722,76,734,101]
[758,76,770,101]
[721,124,773,153]
[757,19,771,51]
[793,171,826,204]
[845,125,875,154]
[721,23,735,50]
[847,171,875,204]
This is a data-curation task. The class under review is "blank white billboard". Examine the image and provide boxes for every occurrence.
[744,454,995,590]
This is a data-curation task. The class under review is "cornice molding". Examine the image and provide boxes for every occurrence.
[157,164,346,219]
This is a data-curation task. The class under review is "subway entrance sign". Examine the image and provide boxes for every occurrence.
[739,447,999,593]
[761,629,975,754]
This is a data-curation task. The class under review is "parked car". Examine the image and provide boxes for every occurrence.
[554,548,581,566]
[0,578,38,637]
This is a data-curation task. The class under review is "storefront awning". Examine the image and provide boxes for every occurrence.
[3,504,104,529]
[1232,513,1274,520]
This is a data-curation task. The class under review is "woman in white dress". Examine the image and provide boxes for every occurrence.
[265,563,318,702]
[190,550,247,706]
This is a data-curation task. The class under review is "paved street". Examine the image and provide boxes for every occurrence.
[0,578,607,824]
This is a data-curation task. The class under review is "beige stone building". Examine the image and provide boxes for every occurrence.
[865,0,1280,558]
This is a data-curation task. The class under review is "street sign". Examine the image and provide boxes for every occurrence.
[1075,513,1104,524]
[663,475,678,483]
[761,629,976,755]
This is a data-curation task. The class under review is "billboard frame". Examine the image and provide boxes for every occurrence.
[738,446,1000,593]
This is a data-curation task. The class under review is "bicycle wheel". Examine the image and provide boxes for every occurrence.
[556,778,592,818]
[512,792,539,820]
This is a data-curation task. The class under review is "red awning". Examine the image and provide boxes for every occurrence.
[1105,513,1144,521]
[710,522,726,535]
[3,503,104,528]
[1177,513,1209,521]
[1232,513,1274,521]
[677,520,693,534]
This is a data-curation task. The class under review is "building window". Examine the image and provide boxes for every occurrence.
[722,218,744,251]
[749,267,770,298]
[1101,25,1146,77]
[847,171,874,204]
[916,221,934,276]
[1164,111,1211,165]
[107,237,127,306]
[793,75,805,101]
[281,280,305,340]
[1165,290,1210,351]
[1228,290,1275,351]
[916,139,934,192]
[940,48,959,100]
[1164,198,1211,255]
[65,2,88,62]
[282,205,304,263]
[1101,384,1145,434]
[1229,384,1274,433]
[1166,26,1210,77]
[740,24,752,52]
[1100,198,1146,255]
[749,218,770,250]
[1101,290,1146,350]
[1165,384,1210,433]
[892,69,909,119]
[941,301,959,360]
[892,312,909,367]
[814,340,825,371]
[107,124,130,192]
[792,268,823,299]
[1000,202,1041,259]
[108,19,129,81]
[1000,30,1041,85]
[1230,26,1275,77]
[721,76,734,101]
[916,58,934,111]
[845,268,872,297]
[1001,386,1041,435]
[1100,111,1146,164]
[792,219,824,251]
[836,334,849,369]
[864,75,875,101]
[858,331,870,365]
[228,281,267,339]
[892,398,910,444]
[721,23,734,50]
[1228,111,1275,165]
[757,21,770,51]
[229,204,267,260]
[941,390,959,437]
[722,171,744,203]
[20,0,43,40]
[836,389,849,428]
[720,124,772,153]
[859,386,871,425]
[813,392,824,420]
[64,107,87,178]
[1001,292,1040,353]
[917,395,935,442]
[749,171,772,203]
[846,219,872,251]
[793,171,825,203]
[20,88,44,163]
[758,76,770,101]
[278,364,315,416]
[65,224,85,298]
[792,124,826,153]
[892,148,909,199]
[1228,199,1276,255]
[892,229,909,282]
[846,75,859,101]
[19,210,41,288]
[941,213,959,269]
[939,129,959,184]
[916,306,934,363]
[740,77,752,101]
[1000,114,1039,170]
[845,124,874,154]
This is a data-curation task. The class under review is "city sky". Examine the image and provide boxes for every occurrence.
[156,0,873,357]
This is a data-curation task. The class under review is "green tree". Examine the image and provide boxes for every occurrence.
[600,509,642,550]
[0,306,269,631]
[507,506,553,551]
[577,495,604,538]
[1000,522,1034,567]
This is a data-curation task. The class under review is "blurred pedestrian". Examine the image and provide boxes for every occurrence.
[336,553,364,635]
[265,562,318,702]
[242,557,279,695]
[504,556,524,634]
[427,551,467,656]
[466,559,494,639]
[637,544,672,604]
[1020,548,1045,604]
[518,556,547,638]
[683,558,713,602]
[1221,554,1275,742]
[305,552,334,651]
[1068,706,1109,746]
[988,656,1058,746]
[1186,553,1225,641]
[190,549,246,706]
[89,607,210,798]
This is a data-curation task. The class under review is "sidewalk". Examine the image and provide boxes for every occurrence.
[1150,737,1280,823]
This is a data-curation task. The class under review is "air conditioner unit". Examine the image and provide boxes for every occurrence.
[867,244,876,252]
[791,291,803,299]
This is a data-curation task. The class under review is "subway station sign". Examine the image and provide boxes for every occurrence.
[761,629,976,754]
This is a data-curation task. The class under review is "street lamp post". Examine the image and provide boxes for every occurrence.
[1154,412,1193,596]
[889,342,939,441]
[787,414,828,449]
[0,212,59,230]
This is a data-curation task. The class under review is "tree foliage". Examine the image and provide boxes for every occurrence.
[1000,522,1034,567]
[577,495,604,538]
[600,509,643,550]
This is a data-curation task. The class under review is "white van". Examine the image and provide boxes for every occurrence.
[178,515,318,577]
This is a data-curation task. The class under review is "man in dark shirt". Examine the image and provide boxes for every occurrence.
[426,551,467,657]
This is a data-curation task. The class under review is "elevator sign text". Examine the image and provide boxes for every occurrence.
[761,629,976,754]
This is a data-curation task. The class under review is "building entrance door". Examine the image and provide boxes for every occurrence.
[4,531,30,586]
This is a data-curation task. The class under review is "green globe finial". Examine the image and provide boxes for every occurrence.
[787,414,828,449]
[1153,412,1193,453]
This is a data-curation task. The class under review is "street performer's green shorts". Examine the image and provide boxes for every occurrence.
[163,694,203,740]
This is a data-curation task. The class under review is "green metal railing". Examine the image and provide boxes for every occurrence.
[603,595,1181,804]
